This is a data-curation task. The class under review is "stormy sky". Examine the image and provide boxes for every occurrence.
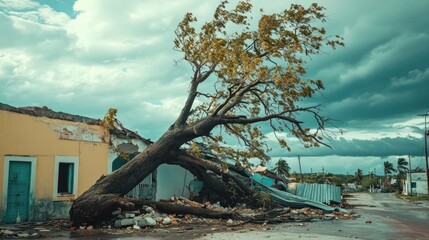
[1,0,428,175]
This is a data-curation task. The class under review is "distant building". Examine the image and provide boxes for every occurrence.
[402,172,428,195]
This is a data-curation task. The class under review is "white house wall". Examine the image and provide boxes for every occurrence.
[403,173,428,195]
[156,164,194,200]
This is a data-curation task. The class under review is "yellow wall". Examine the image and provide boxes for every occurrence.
[35,156,54,198]
[0,155,3,208]
[78,141,108,195]
[0,110,109,206]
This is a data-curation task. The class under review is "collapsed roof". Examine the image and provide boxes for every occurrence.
[0,102,151,144]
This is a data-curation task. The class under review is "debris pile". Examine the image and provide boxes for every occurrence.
[106,196,247,229]
[104,196,355,230]
[110,207,162,229]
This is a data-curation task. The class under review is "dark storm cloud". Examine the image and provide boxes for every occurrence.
[269,136,424,158]
[305,0,429,126]
[266,0,429,160]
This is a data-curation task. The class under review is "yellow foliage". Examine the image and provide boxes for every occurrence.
[102,108,118,129]
[187,141,202,157]
[172,0,342,165]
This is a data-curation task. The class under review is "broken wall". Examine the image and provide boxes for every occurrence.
[108,137,196,201]
[108,136,156,200]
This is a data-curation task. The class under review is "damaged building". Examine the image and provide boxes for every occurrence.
[403,172,428,196]
[1,102,346,226]
[0,103,195,223]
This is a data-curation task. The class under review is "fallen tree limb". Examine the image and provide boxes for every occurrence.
[127,198,239,219]
[72,194,241,226]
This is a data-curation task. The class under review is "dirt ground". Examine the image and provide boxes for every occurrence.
[0,217,303,240]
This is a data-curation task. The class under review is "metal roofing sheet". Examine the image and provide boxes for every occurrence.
[253,181,340,212]
[295,183,341,204]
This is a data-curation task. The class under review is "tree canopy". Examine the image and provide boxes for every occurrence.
[173,0,343,165]
[397,157,408,178]
[273,158,291,177]
[354,168,363,185]
[383,161,395,176]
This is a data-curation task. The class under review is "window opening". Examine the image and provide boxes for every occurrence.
[57,162,74,194]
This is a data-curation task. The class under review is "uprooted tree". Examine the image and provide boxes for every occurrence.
[70,0,343,226]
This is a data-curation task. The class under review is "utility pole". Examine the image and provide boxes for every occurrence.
[417,111,429,196]
[346,171,349,188]
[298,155,303,182]
[408,155,412,196]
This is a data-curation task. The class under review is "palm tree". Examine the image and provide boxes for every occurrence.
[383,161,395,177]
[273,158,291,177]
[397,157,408,177]
[395,158,409,191]
[355,168,363,185]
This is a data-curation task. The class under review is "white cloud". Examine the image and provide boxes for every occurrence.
[0,0,38,9]
[337,129,420,141]
[0,1,196,130]
[390,117,426,129]
[391,68,429,88]
[2,2,69,27]
[66,0,213,59]
[265,132,291,142]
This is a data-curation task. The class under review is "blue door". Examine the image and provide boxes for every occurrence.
[5,161,31,223]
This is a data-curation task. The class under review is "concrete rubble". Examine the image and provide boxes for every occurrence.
[104,196,355,229]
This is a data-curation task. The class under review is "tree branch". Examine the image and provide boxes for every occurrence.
[212,82,244,116]
[220,107,331,148]
[166,150,254,195]
[217,80,263,115]
[174,65,215,127]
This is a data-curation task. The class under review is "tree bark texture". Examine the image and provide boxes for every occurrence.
[70,128,193,226]
[69,124,256,226]
[166,151,257,206]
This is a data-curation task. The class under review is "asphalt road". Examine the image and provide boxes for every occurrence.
[202,192,429,240]
[355,193,429,239]
[271,192,429,240]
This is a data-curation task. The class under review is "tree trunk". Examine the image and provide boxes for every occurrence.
[70,128,192,226]
[165,151,257,206]
[69,125,257,226]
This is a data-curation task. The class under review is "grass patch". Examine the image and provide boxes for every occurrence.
[395,192,429,202]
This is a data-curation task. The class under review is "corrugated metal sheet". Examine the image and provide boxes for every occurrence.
[252,172,275,187]
[253,181,341,212]
[235,169,346,212]
[295,183,341,204]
